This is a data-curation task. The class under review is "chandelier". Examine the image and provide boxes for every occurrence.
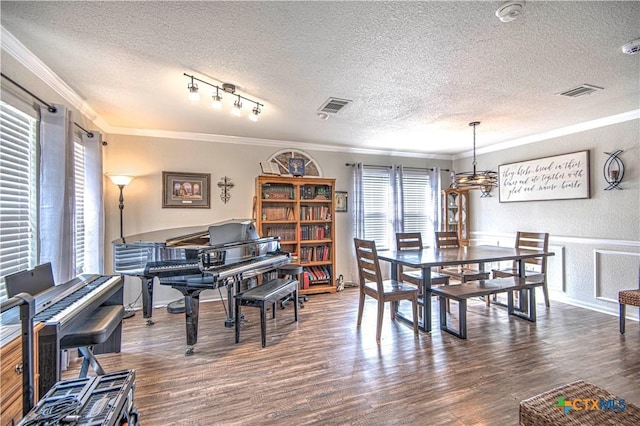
[451,121,498,197]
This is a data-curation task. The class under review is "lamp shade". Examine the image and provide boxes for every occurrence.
[107,174,135,186]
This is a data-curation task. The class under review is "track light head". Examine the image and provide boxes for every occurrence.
[211,93,223,110]
[232,96,242,116]
[249,105,261,122]
[187,77,199,101]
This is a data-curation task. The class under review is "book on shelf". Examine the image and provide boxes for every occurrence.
[260,162,281,175]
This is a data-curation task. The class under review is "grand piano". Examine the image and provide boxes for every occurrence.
[112,219,291,354]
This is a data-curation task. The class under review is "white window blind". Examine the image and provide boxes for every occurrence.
[400,168,435,245]
[362,167,392,249]
[0,101,37,301]
[74,138,86,275]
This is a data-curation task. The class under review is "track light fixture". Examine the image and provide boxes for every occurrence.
[184,72,263,121]
[451,121,498,197]
[187,76,200,101]
[211,86,222,109]
[232,95,242,117]
[249,105,261,122]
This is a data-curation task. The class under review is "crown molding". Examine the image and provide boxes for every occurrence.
[454,109,640,160]
[108,126,451,160]
[1,26,111,132]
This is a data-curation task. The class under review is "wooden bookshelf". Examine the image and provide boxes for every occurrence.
[256,175,336,294]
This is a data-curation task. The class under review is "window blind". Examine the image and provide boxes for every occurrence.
[362,167,392,249]
[0,101,37,301]
[74,139,86,275]
[400,169,435,245]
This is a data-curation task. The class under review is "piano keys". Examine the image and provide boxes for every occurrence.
[113,219,291,354]
[8,270,123,396]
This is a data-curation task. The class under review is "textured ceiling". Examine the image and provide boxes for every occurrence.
[1,1,639,156]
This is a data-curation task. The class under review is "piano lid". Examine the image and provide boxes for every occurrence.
[112,218,255,247]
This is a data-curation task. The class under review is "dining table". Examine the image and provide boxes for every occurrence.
[377,245,555,333]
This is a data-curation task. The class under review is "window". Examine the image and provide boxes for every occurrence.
[0,101,38,300]
[356,165,437,251]
[74,137,86,275]
[361,167,393,249]
[398,168,436,246]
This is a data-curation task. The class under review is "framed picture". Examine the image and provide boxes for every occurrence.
[498,150,590,203]
[335,191,348,212]
[162,171,211,208]
[288,158,305,176]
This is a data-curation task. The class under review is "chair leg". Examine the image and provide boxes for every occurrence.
[620,303,626,334]
[542,281,550,308]
[357,291,365,326]
[412,296,418,335]
[376,300,384,344]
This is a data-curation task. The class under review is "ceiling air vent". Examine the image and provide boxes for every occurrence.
[318,97,352,114]
[557,84,604,98]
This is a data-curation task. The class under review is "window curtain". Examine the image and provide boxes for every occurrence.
[431,167,442,246]
[393,165,405,235]
[39,104,76,284]
[353,163,365,239]
[81,131,104,274]
[38,105,105,281]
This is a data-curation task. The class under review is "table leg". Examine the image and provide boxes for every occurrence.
[421,267,432,333]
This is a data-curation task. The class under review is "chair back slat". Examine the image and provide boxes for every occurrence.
[396,233,423,251]
[395,233,423,279]
[515,232,549,271]
[354,238,384,293]
[435,231,460,248]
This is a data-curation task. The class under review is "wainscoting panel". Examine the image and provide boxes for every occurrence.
[593,249,640,303]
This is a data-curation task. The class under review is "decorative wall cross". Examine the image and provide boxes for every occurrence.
[217,176,234,204]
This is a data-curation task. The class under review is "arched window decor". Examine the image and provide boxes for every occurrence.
[267,149,322,177]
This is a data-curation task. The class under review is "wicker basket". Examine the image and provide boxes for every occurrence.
[519,380,640,425]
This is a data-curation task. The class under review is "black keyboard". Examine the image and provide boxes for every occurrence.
[144,260,201,277]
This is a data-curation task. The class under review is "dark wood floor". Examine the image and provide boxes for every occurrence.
[63,288,640,425]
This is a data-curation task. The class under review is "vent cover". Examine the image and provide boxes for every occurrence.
[318,98,352,114]
[557,84,604,98]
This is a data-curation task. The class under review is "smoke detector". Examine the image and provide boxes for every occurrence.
[622,38,640,55]
[496,1,525,23]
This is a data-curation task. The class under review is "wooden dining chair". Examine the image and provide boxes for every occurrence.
[354,238,419,343]
[434,231,490,283]
[491,231,550,307]
[395,233,450,286]
[396,232,451,312]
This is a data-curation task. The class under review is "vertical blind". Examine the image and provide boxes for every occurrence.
[0,101,37,300]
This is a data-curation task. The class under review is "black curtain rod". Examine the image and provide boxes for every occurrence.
[345,163,450,172]
[74,122,94,138]
[1,72,57,113]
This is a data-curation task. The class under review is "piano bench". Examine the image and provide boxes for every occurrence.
[235,278,299,348]
[277,264,308,309]
[60,305,124,378]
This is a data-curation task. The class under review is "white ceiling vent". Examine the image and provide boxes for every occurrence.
[318,98,352,114]
[557,84,604,98]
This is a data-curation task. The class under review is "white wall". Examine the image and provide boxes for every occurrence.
[454,119,640,318]
[4,49,638,319]
[104,133,451,306]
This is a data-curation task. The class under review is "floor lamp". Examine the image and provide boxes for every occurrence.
[107,174,136,319]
